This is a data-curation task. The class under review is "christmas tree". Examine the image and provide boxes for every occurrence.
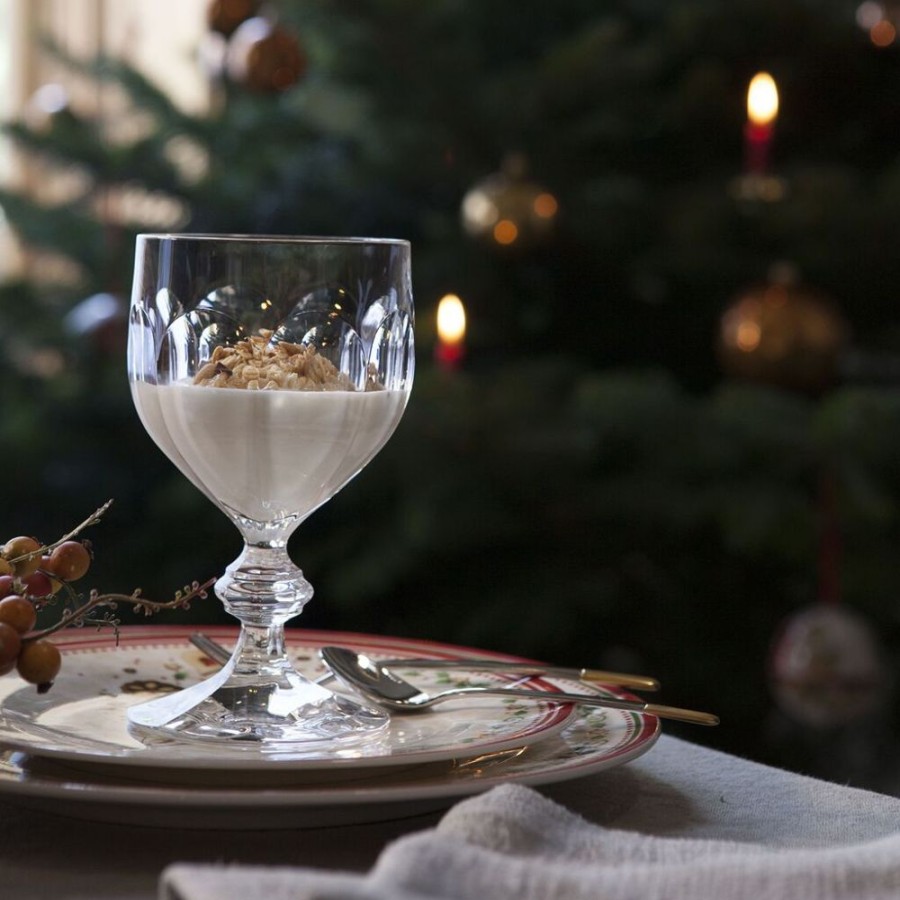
[3,0,900,789]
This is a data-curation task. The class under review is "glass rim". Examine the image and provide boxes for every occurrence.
[136,233,410,247]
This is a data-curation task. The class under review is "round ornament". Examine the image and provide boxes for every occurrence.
[207,0,261,37]
[717,277,849,394]
[461,157,558,248]
[769,604,886,728]
[226,17,306,93]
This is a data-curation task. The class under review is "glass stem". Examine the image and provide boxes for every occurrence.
[230,622,292,679]
[215,540,314,678]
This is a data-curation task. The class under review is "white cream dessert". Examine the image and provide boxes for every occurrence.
[132,336,407,524]
[133,381,406,523]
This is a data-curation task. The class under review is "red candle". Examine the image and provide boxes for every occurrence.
[744,72,779,175]
[435,293,466,371]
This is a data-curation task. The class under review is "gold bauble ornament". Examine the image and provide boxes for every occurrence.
[717,276,849,394]
[226,17,307,93]
[461,156,558,248]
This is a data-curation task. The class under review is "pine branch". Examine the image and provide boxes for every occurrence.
[39,36,209,139]
[2,119,189,196]
[0,188,107,271]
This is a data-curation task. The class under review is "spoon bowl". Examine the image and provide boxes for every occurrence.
[320,647,719,727]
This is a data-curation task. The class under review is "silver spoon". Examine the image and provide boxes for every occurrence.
[320,646,719,727]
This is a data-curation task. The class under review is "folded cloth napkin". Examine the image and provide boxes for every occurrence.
[161,780,900,900]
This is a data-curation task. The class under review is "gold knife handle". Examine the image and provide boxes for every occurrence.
[643,703,719,727]
[579,669,660,692]
[379,658,661,692]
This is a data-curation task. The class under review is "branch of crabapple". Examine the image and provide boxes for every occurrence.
[23,577,217,644]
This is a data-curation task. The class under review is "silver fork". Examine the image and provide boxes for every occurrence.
[188,632,659,692]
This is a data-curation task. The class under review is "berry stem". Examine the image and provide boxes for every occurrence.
[22,576,216,644]
[5,499,114,568]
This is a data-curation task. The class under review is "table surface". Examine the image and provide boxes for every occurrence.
[3,733,899,900]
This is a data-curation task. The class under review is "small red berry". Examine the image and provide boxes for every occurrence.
[22,571,53,599]
[16,640,61,686]
[45,541,92,582]
[0,575,15,600]
[0,596,37,635]
[0,622,23,675]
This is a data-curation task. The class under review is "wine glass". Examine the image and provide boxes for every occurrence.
[126,234,414,748]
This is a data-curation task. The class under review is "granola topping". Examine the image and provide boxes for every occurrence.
[193,330,380,391]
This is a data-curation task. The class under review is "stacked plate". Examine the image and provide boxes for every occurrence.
[0,626,659,829]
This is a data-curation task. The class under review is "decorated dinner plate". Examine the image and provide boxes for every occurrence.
[0,627,589,772]
[0,685,660,829]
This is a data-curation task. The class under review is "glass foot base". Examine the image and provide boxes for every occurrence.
[126,665,389,748]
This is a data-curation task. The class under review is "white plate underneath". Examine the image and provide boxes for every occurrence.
[0,627,584,772]
[0,692,659,828]
[0,627,660,828]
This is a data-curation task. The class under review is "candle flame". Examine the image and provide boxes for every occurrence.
[436,294,466,344]
[747,72,779,126]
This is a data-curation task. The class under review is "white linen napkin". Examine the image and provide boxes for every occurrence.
[160,780,900,900]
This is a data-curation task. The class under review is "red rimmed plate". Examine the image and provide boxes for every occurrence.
[0,626,584,771]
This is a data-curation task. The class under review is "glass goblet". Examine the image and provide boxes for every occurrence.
[126,234,414,748]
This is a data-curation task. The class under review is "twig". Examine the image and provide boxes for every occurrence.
[23,576,216,643]
[5,499,114,567]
